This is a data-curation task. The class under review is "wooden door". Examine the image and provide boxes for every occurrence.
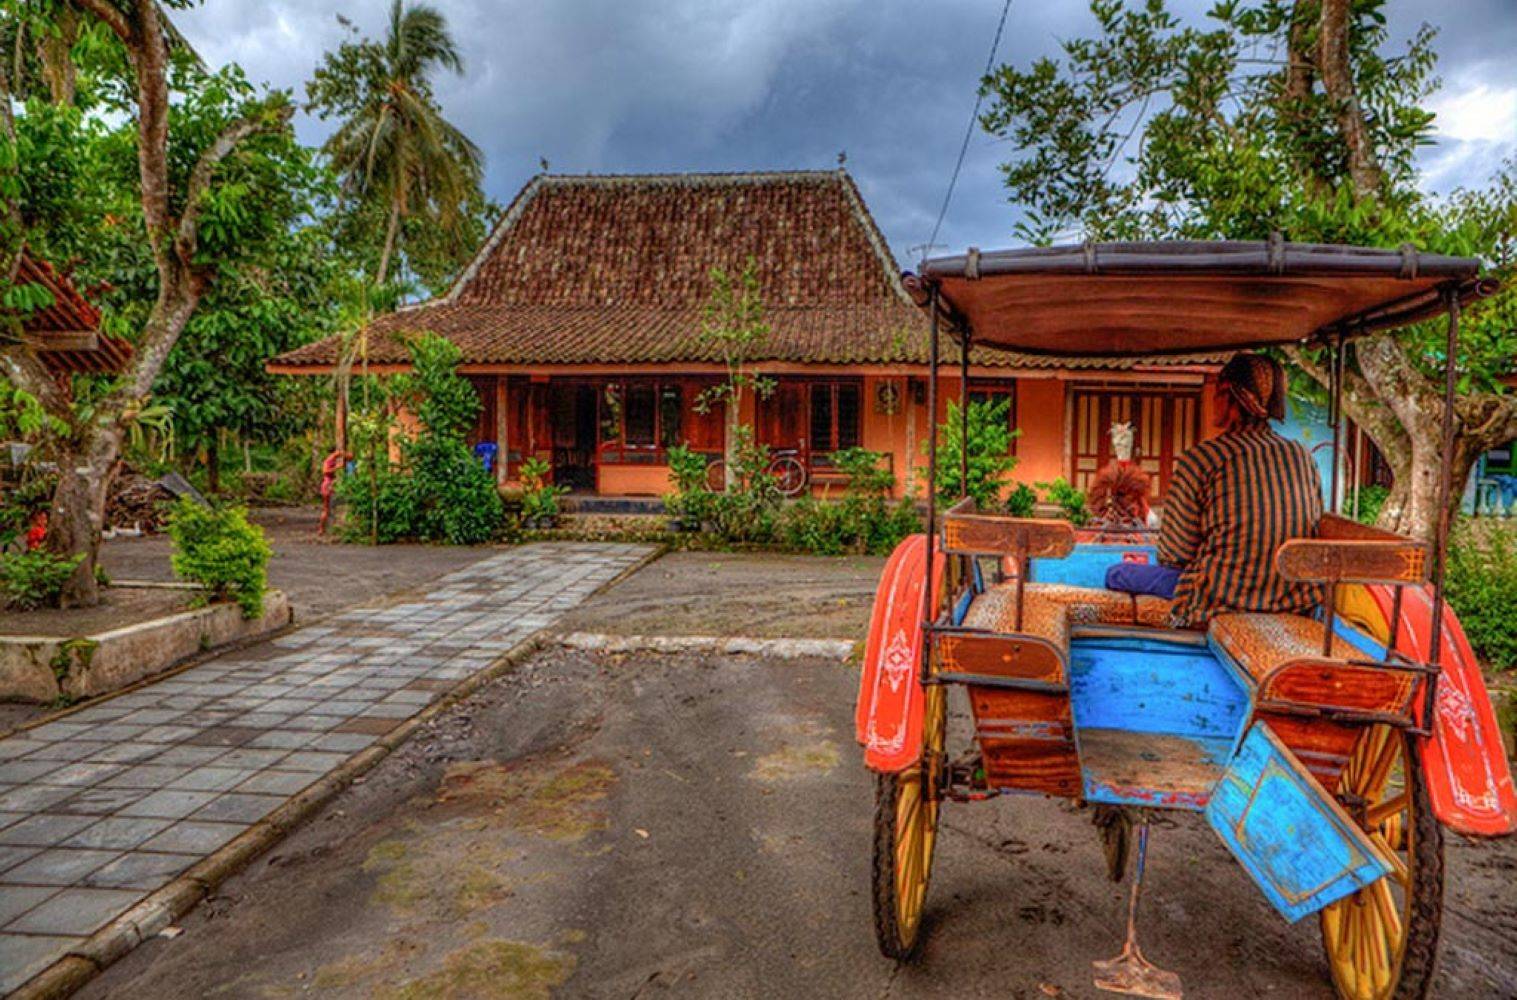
[1071,386,1200,500]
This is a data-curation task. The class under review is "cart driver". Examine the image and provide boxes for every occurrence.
[1152,352,1325,627]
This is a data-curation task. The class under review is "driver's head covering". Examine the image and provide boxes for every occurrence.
[1219,352,1286,422]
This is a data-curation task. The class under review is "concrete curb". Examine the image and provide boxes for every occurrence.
[8,543,665,1000]
[558,631,856,660]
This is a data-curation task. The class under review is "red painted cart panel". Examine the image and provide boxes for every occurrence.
[1364,584,1517,837]
[856,534,943,774]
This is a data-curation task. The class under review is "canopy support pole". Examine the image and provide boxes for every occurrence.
[1329,334,1346,515]
[959,329,971,501]
[921,287,941,659]
[1426,289,1461,723]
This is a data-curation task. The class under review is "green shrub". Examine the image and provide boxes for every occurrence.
[1353,484,1391,526]
[1038,477,1089,525]
[775,447,919,556]
[520,457,569,526]
[919,397,1019,508]
[0,549,83,610]
[710,427,781,543]
[338,333,504,545]
[0,475,55,550]
[167,498,271,618]
[1006,482,1037,517]
[1446,521,1517,671]
[663,444,714,527]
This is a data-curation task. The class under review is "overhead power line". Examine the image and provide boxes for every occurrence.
[922,0,1015,267]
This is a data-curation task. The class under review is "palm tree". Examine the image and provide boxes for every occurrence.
[314,0,483,287]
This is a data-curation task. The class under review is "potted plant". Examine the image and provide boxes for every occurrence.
[519,457,568,530]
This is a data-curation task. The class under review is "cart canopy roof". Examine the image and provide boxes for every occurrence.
[910,240,1491,357]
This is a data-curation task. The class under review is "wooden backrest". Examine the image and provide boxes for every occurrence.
[1275,515,1428,586]
[943,505,1076,561]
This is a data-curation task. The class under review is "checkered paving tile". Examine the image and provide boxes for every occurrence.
[0,542,651,993]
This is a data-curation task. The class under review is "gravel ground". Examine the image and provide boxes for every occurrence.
[555,550,883,640]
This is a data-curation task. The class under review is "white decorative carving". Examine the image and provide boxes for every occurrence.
[1110,421,1135,463]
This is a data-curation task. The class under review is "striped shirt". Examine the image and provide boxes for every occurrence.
[1159,425,1324,627]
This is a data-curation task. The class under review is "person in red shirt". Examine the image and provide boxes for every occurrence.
[317,448,351,536]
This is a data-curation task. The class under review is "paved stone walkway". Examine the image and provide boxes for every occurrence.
[0,542,653,993]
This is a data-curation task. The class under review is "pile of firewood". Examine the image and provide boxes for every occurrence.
[106,474,175,533]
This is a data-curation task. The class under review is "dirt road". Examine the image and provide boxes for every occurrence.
[81,642,1517,998]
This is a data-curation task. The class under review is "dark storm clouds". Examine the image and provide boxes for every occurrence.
[176,0,1517,265]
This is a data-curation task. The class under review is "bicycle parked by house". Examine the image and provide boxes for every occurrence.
[703,448,808,497]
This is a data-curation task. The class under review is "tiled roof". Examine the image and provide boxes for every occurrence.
[14,252,131,375]
[270,170,1219,372]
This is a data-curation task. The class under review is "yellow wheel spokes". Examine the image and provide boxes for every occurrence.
[1322,727,1415,1000]
[892,686,945,944]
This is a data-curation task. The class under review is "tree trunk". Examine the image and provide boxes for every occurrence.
[206,434,220,494]
[375,196,401,287]
[37,4,80,106]
[724,387,740,491]
[43,422,123,608]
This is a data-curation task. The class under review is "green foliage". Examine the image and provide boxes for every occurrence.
[662,444,714,527]
[167,498,271,619]
[777,448,920,556]
[391,333,478,439]
[0,475,55,550]
[0,548,83,610]
[709,427,782,543]
[1006,482,1038,517]
[519,457,568,526]
[1353,484,1391,526]
[339,334,503,544]
[920,398,1019,508]
[976,0,1517,539]
[1446,521,1517,671]
[306,0,487,290]
[1038,477,1089,526]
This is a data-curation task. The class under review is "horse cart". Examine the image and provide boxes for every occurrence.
[855,241,1517,999]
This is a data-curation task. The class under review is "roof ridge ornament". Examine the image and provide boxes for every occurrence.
[965,247,981,280]
[1083,240,1097,274]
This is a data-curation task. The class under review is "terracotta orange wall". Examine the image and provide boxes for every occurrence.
[599,464,672,496]
[1009,378,1065,486]
[861,375,915,496]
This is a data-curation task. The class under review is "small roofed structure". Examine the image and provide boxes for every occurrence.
[12,251,130,376]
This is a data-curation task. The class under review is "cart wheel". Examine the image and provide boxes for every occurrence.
[1319,726,1444,1000]
[872,684,946,961]
[1093,805,1131,882]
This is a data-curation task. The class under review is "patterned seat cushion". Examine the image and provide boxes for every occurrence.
[1208,612,1359,684]
[964,583,1178,648]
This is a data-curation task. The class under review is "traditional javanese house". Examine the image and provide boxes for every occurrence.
[270,170,1226,500]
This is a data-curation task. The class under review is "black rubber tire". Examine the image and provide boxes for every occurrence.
[1321,731,1445,1000]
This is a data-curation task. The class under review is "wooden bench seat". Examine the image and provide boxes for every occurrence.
[1208,612,1360,685]
[965,582,1175,638]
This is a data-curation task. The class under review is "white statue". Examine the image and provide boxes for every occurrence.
[1110,421,1135,463]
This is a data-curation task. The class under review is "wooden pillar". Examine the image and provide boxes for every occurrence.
[335,384,348,453]
[495,376,510,486]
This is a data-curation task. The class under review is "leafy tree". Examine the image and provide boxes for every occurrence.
[307,0,485,289]
[1,1,298,606]
[979,0,1517,542]
[696,258,771,489]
